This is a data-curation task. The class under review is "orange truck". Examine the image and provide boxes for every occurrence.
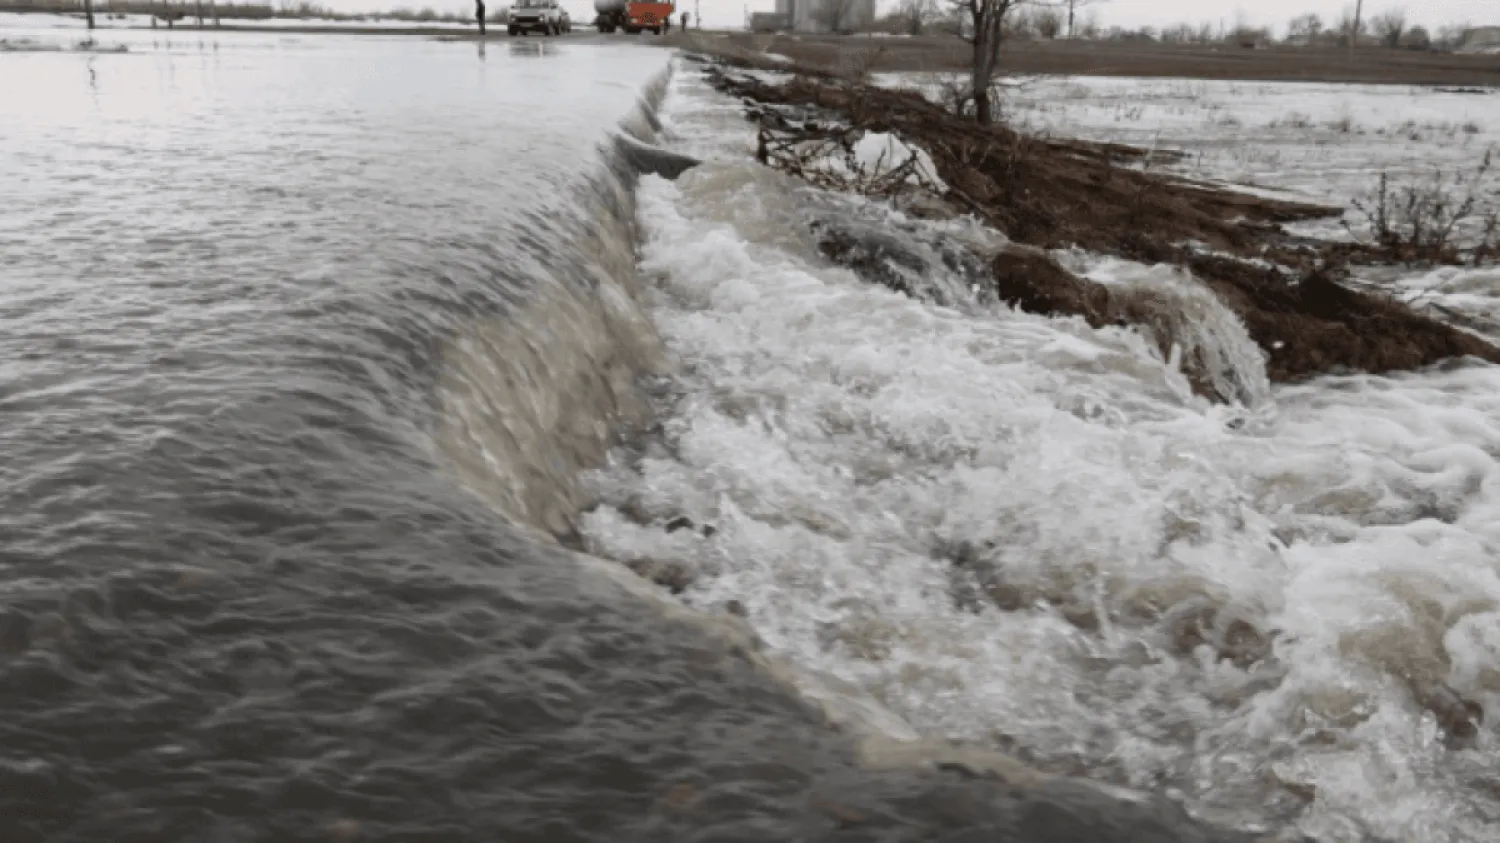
[593,0,675,34]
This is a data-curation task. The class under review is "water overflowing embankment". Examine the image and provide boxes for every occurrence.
[683,50,1500,402]
[435,62,1262,843]
[0,35,1266,843]
[576,54,1500,843]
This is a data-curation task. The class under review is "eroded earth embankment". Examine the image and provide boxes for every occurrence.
[690,51,1500,399]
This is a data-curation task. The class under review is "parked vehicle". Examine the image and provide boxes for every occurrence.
[509,0,567,36]
[593,0,674,34]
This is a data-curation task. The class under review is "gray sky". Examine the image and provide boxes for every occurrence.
[335,0,1495,35]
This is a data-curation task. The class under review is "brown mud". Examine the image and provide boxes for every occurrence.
[692,53,1500,394]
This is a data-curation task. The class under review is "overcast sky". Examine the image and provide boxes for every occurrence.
[332,0,1496,35]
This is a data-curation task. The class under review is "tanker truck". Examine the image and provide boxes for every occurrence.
[594,0,675,34]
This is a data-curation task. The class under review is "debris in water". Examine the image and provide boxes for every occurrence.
[811,795,869,827]
[326,818,361,841]
[625,557,695,593]
[663,781,698,810]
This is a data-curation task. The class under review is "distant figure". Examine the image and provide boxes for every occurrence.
[681,12,689,29]
[662,14,671,33]
[476,0,486,36]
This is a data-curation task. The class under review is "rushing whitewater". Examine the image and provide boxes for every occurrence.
[0,27,1254,843]
[579,62,1500,842]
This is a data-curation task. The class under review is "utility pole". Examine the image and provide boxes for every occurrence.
[694,0,699,29]
[1350,0,1363,58]
[84,0,95,29]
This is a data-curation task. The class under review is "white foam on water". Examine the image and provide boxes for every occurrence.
[581,63,1500,841]
[1346,264,1500,344]
[1052,247,1274,407]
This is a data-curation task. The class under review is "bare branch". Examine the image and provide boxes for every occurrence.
[1370,8,1406,48]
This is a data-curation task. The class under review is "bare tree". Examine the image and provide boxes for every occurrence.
[1371,8,1405,48]
[1063,0,1103,39]
[1285,12,1323,44]
[1076,8,1101,38]
[1433,23,1469,51]
[1160,22,1195,44]
[1004,9,1034,38]
[948,0,1027,124]
[897,0,937,35]
[1350,0,1364,54]
[814,0,859,32]
[1334,4,1364,47]
[1033,6,1062,38]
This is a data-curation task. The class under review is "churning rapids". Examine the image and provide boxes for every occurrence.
[3,27,1500,843]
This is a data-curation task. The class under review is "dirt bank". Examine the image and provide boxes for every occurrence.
[687,51,1500,396]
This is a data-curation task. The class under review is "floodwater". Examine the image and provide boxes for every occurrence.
[9,22,1500,843]
[581,67,1500,843]
[0,25,1244,843]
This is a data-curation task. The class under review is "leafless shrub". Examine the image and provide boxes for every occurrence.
[1325,114,1356,133]
[1268,111,1313,130]
[1345,149,1500,265]
[1284,12,1323,44]
[1032,7,1063,39]
[934,72,979,117]
[895,0,938,35]
[930,71,1047,122]
[835,46,887,82]
[1126,133,1167,223]
[755,124,942,199]
[1402,24,1430,50]
[934,72,1012,121]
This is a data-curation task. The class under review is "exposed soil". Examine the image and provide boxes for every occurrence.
[691,52,1500,393]
[691,31,1500,88]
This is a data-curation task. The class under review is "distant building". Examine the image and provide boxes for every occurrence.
[1459,26,1500,52]
[771,0,876,33]
[749,11,789,32]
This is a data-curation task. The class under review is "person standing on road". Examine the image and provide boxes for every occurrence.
[476,0,486,36]
[681,11,689,29]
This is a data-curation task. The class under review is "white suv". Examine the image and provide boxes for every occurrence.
[508,0,569,35]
